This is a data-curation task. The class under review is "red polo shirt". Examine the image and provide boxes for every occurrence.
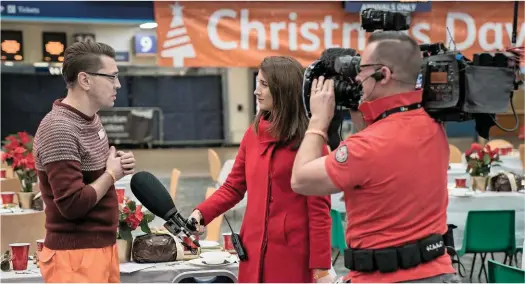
[325,91,455,283]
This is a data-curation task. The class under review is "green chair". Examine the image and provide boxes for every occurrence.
[457,210,516,282]
[488,259,525,283]
[330,209,347,265]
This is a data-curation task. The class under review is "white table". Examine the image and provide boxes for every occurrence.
[0,260,239,283]
[332,192,525,251]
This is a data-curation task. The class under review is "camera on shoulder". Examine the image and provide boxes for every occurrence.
[301,8,522,140]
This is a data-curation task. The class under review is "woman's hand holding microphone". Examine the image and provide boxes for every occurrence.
[188,209,206,235]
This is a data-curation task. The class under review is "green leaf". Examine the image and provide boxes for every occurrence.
[144,212,155,223]
[127,201,136,211]
[119,224,133,241]
[140,220,151,234]
[483,154,490,165]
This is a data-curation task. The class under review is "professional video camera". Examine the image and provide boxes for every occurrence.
[302,6,523,141]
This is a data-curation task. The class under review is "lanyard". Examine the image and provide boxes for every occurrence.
[373,103,422,123]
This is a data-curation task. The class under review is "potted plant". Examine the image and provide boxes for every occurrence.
[117,197,155,263]
[1,132,37,209]
[465,143,501,191]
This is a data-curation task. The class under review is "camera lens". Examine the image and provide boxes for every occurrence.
[334,55,361,81]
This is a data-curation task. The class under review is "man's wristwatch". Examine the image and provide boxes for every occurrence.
[313,269,330,280]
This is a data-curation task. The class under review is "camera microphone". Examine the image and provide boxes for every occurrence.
[130,171,200,251]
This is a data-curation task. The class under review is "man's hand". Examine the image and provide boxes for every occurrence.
[106,146,124,181]
[189,210,205,235]
[117,150,136,176]
[310,76,335,133]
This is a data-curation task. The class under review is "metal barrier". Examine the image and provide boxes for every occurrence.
[99,107,164,145]
[171,270,237,283]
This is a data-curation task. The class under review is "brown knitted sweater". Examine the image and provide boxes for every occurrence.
[34,99,118,250]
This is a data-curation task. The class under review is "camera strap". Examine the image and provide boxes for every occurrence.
[373,103,422,123]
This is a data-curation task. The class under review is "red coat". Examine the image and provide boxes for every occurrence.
[196,119,332,283]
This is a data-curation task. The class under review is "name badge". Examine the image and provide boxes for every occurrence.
[98,129,106,140]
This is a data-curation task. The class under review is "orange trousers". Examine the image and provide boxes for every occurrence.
[38,244,119,283]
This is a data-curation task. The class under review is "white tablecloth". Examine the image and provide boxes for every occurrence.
[0,260,239,283]
[332,191,525,251]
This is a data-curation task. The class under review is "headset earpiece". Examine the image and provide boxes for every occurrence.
[372,70,384,81]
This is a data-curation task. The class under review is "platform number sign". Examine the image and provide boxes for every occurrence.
[134,35,156,56]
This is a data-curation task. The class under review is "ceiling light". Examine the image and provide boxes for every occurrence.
[140,22,158,29]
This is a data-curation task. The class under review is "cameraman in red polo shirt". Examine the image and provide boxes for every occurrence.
[291,32,458,283]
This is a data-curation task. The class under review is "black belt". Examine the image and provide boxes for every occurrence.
[344,234,446,273]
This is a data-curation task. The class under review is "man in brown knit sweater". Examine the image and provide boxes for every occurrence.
[33,42,135,283]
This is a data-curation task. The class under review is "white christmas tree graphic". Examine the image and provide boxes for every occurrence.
[160,1,196,67]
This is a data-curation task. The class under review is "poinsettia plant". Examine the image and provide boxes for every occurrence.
[465,143,501,177]
[117,197,155,241]
[1,132,37,192]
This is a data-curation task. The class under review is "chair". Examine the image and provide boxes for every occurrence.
[169,168,181,203]
[172,270,237,283]
[488,260,525,283]
[449,144,463,163]
[457,210,517,282]
[204,187,223,242]
[208,149,222,183]
[330,209,347,265]
[486,139,514,150]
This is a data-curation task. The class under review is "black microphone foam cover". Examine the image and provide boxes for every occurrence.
[130,171,176,221]
[320,48,357,73]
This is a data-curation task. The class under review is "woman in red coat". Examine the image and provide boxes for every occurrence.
[190,56,333,283]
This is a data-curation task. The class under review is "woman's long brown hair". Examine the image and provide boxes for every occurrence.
[254,56,308,149]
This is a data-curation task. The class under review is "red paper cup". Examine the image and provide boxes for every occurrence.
[115,188,125,204]
[10,243,30,270]
[222,233,234,252]
[0,169,6,178]
[1,192,15,204]
[36,239,45,252]
[455,178,467,188]
[183,235,199,251]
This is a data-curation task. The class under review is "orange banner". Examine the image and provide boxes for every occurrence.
[154,1,524,68]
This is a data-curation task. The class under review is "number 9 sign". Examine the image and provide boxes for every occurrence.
[140,37,152,52]
[134,35,157,55]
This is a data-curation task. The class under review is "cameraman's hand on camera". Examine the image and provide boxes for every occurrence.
[189,210,205,236]
[310,76,335,132]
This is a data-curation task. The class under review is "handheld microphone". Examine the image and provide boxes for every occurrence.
[130,171,200,252]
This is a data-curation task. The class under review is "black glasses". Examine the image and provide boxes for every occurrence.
[85,72,118,81]
[359,63,384,69]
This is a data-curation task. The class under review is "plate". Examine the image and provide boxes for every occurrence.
[199,240,220,248]
[187,257,233,267]
[449,188,475,197]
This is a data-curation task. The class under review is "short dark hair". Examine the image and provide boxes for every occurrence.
[254,56,308,149]
[62,42,116,88]
[368,31,422,85]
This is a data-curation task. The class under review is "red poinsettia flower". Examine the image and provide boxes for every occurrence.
[1,132,37,192]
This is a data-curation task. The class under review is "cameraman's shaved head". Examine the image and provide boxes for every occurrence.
[368,31,422,85]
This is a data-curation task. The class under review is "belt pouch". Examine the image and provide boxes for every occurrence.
[353,249,375,272]
[419,234,445,262]
[397,243,421,269]
[344,248,354,270]
[374,248,398,273]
